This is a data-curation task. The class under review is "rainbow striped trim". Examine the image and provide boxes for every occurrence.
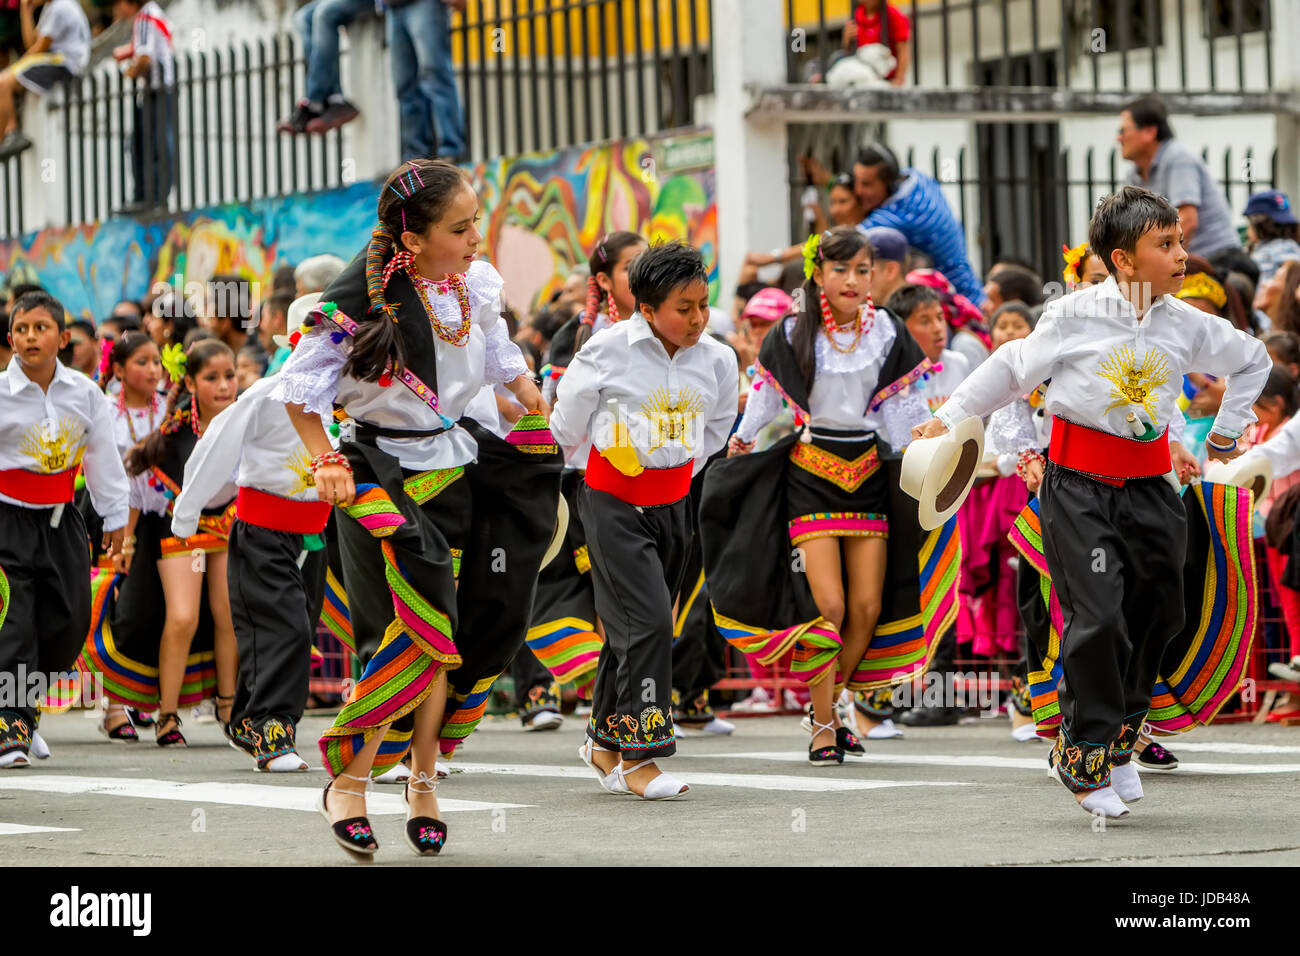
[403,467,463,506]
[845,518,960,689]
[439,673,500,756]
[789,512,888,545]
[506,411,558,454]
[318,501,460,776]
[526,616,602,688]
[42,559,117,713]
[1147,483,1257,734]
[319,567,354,657]
[82,615,216,708]
[713,611,842,686]
[347,484,407,537]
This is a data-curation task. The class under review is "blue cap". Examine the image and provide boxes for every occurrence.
[1244,190,1298,225]
[863,226,908,263]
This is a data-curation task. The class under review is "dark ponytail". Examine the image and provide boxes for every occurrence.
[343,159,472,382]
[791,225,874,389]
[572,230,646,352]
[126,339,233,477]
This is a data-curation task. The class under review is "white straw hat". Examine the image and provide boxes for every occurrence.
[1203,454,1273,509]
[899,416,986,530]
[540,492,570,570]
[273,292,322,349]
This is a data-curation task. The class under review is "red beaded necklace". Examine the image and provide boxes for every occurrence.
[117,388,162,443]
[413,270,473,347]
[819,288,876,353]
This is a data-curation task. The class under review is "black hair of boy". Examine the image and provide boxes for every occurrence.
[989,300,1037,332]
[12,290,68,329]
[989,265,1045,307]
[1087,185,1180,277]
[628,240,708,311]
[883,283,942,322]
[6,282,46,307]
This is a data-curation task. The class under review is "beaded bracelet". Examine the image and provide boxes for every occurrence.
[1015,449,1046,480]
[310,451,353,474]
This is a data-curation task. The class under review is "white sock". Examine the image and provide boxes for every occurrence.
[0,749,30,769]
[1110,762,1143,802]
[263,752,308,773]
[30,730,50,759]
[1079,786,1130,818]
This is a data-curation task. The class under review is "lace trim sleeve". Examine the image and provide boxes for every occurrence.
[483,316,530,386]
[879,387,932,451]
[734,377,784,444]
[266,326,347,417]
[465,260,506,312]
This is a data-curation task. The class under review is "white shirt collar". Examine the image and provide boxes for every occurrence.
[6,354,81,396]
[1090,274,1171,322]
[626,313,658,346]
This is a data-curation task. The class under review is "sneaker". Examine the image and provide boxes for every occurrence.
[306,99,359,133]
[523,710,564,732]
[0,711,32,768]
[1268,658,1300,684]
[731,687,776,713]
[191,698,216,724]
[0,130,33,160]
[277,99,320,135]
[864,717,904,740]
[782,689,807,712]
[1135,742,1179,770]
[676,716,735,737]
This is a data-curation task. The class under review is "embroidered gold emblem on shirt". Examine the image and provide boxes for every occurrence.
[1096,345,1171,422]
[286,447,315,496]
[639,387,706,453]
[18,416,86,473]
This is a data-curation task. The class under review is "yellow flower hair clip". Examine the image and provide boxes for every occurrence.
[1062,242,1089,286]
[1175,272,1227,310]
[802,232,823,281]
[161,342,187,384]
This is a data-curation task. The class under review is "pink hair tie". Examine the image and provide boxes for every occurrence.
[97,338,114,383]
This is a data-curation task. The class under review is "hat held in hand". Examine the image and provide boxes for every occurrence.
[899,417,985,530]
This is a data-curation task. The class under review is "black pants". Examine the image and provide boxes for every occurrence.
[227,520,328,730]
[1039,464,1186,791]
[509,642,556,712]
[0,503,91,725]
[580,485,690,759]
[131,88,176,205]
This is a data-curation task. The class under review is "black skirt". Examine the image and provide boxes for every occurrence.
[785,431,890,545]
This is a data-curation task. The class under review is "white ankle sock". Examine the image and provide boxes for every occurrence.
[263,752,308,773]
[1079,786,1130,818]
[1110,762,1143,802]
[0,749,30,769]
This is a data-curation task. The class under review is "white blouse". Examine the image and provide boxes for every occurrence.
[107,396,166,458]
[734,312,931,449]
[268,260,529,471]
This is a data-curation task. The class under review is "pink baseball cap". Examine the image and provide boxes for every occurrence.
[742,288,793,324]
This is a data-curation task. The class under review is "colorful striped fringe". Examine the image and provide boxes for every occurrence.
[319,567,354,657]
[439,673,500,757]
[319,485,459,777]
[845,518,960,689]
[506,411,558,455]
[713,611,843,686]
[1147,483,1257,733]
[788,512,888,545]
[526,616,602,689]
[42,560,117,713]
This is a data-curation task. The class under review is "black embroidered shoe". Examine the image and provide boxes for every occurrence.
[251,717,308,772]
[1136,741,1179,770]
[320,774,378,857]
[226,718,259,757]
[836,725,865,757]
[0,711,32,768]
[154,712,187,747]
[403,772,447,857]
[808,715,844,766]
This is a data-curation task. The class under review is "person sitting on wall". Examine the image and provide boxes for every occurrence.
[0,0,90,160]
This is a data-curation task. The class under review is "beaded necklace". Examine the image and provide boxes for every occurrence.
[412,270,472,348]
[117,388,162,443]
[819,289,876,354]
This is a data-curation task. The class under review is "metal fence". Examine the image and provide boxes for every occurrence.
[786,0,1274,93]
[451,0,715,162]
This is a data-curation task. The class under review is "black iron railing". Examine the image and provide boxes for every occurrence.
[787,0,1273,93]
[452,0,714,162]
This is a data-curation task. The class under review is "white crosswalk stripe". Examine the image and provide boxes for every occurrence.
[0,775,528,814]
[0,822,80,836]
[678,750,1300,775]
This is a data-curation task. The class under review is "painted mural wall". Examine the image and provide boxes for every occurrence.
[0,128,717,321]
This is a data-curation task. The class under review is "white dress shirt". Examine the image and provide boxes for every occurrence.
[915,348,971,415]
[734,312,931,448]
[268,261,529,471]
[551,314,739,476]
[1239,415,1300,478]
[171,375,333,539]
[108,395,166,458]
[935,276,1270,444]
[0,357,129,530]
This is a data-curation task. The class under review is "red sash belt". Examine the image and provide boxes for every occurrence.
[235,486,331,534]
[0,467,77,505]
[584,447,693,507]
[1048,418,1171,487]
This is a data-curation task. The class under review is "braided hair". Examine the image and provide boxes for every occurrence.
[344,159,473,382]
[573,231,647,352]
